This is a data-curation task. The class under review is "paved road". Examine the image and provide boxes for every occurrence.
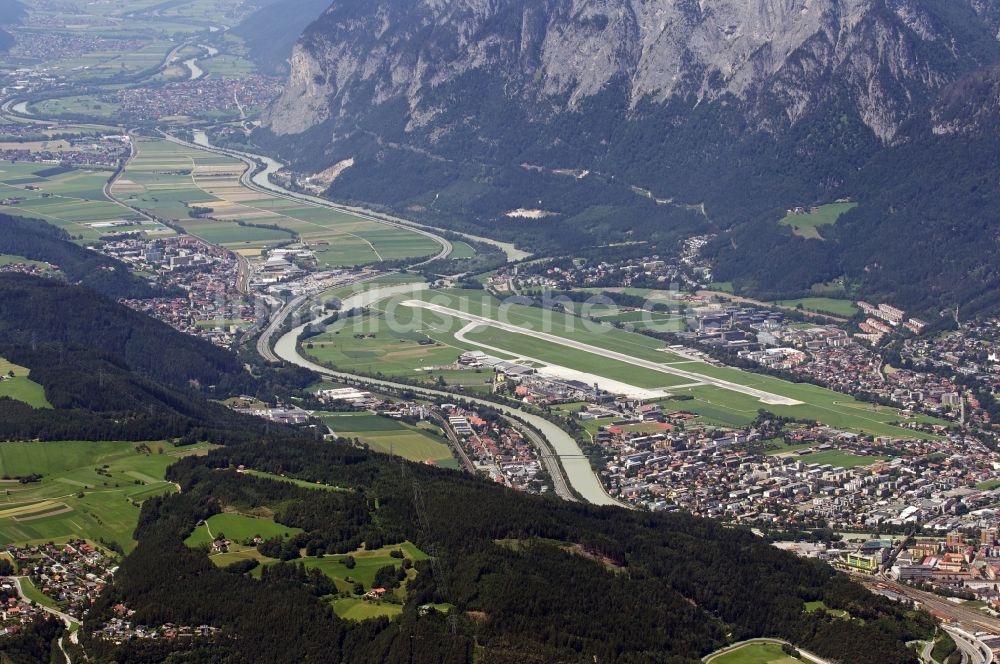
[403,299,804,406]
[162,134,453,267]
[501,414,576,502]
[268,284,623,506]
[866,576,1000,635]
[946,626,994,664]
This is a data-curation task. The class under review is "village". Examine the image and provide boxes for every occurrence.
[106,235,255,347]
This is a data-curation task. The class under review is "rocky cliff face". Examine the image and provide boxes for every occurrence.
[265,0,1000,145]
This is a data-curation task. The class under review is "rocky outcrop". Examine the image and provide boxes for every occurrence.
[265,0,1000,144]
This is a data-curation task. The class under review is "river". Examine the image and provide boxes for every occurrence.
[271,283,623,507]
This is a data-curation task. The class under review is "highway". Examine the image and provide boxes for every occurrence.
[402,299,805,406]
[865,576,1000,635]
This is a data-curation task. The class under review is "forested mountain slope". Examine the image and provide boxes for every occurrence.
[0,215,164,299]
[81,437,935,664]
[259,0,1000,315]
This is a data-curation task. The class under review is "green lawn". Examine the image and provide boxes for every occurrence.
[779,202,858,240]
[117,138,441,265]
[331,597,403,621]
[0,441,212,551]
[447,241,476,259]
[307,287,943,439]
[977,479,1000,491]
[705,641,806,664]
[321,413,458,469]
[773,298,859,318]
[804,600,849,619]
[0,356,50,408]
[185,513,303,548]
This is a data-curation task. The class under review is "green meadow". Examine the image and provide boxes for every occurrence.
[303,288,945,439]
[0,356,51,408]
[0,441,213,551]
[320,412,458,469]
[779,202,858,240]
[185,513,303,548]
[116,138,440,265]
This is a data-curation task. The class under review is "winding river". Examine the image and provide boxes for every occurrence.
[271,283,624,507]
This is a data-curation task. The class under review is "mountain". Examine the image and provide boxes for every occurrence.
[0,0,25,52]
[231,0,334,74]
[0,215,165,299]
[258,0,1000,316]
[80,436,935,664]
[0,274,312,442]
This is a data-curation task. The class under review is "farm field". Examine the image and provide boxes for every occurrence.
[0,160,166,243]
[0,441,213,551]
[779,202,858,240]
[319,412,458,469]
[705,641,807,664]
[114,138,441,265]
[305,288,944,438]
[773,297,859,317]
[0,356,50,408]
[32,95,121,120]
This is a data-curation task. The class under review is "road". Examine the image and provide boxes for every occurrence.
[402,299,804,406]
[946,626,994,664]
[161,133,454,267]
[867,575,1000,636]
[268,284,623,506]
[428,410,477,474]
[11,576,77,632]
[500,414,576,502]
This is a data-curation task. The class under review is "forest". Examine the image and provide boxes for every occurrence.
[0,216,166,299]
[76,436,935,664]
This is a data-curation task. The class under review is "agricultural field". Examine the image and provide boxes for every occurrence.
[0,160,167,243]
[779,202,858,240]
[304,287,943,438]
[0,441,213,551]
[320,412,458,469]
[32,95,121,120]
[114,138,441,265]
[0,356,50,409]
[772,297,859,318]
[705,641,808,664]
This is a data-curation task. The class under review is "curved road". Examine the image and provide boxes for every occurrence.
[268,284,624,507]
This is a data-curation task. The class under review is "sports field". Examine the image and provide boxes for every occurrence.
[320,412,458,469]
[0,160,168,243]
[0,441,212,551]
[779,202,857,240]
[0,356,50,408]
[302,287,942,439]
[114,138,441,265]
